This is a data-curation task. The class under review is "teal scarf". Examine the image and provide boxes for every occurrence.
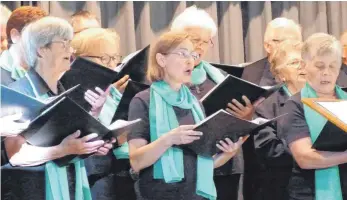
[282,84,292,97]
[191,60,225,85]
[149,81,216,200]
[34,93,92,200]
[0,49,26,80]
[97,86,130,159]
[301,83,347,200]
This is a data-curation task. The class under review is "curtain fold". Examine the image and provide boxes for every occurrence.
[3,1,347,64]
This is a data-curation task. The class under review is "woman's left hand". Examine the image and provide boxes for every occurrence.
[216,137,247,156]
[95,137,117,156]
[85,86,111,117]
[226,96,264,120]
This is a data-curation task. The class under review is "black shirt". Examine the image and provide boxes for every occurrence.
[128,89,206,200]
[281,93,347,200]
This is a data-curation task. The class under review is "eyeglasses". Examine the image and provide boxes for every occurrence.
[164,50,200,61]
[191,38,214,47]
[50,40,72,50]
[84,54,123,66]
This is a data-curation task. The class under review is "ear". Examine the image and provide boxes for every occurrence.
[155,53,166,68]
[10,29,21,44]
[37,46,47,59]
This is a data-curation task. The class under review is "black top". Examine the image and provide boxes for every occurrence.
[337,64,347,88]
[188,75,244,176]
[241,57,277,87]
[1,138,9,166]
[4,68,76,199]
[281,93,347,200]
[128,89,205,200]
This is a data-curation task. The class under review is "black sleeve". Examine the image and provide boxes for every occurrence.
[280,99,310,145]
[253,112,292,167]
[127,96,150,142]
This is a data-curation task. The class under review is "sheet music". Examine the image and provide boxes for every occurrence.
[318,101,347,124]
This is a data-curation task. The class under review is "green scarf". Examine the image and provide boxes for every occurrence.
[0,49,27,80]
[34,93,92,200]
[191,60,225,85]
[97,86,130,159]
[282,84,292,97]
[301,82,347,200]
[149,81,216,200]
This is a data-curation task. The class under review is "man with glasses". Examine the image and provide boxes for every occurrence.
[0,6,47,86]
[242,17,303,87]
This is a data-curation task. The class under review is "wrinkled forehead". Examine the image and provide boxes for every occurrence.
[184,26,213,39]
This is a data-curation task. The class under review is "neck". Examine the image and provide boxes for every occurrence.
[287,81,305,95]
[35,63,59,94]
[316,90,336,99]
[9,45,29,70]
[163,76,182,91]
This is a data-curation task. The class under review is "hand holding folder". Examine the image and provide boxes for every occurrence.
[302,98,347,151]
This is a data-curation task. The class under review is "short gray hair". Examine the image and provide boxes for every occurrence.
[302,33,342,61]
[264,17,302,42]
[171,5,217,37]
[20,16,73,67]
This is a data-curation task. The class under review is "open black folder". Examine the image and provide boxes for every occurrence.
[182,110,287,157]
[115,45,150,84]
[342,87,347,92]
[60,57,119,111]
[0,84,79,120]
[19,97,141,166]
[210,63,244,78]
[201,74,283,116]
[111,80,149,122]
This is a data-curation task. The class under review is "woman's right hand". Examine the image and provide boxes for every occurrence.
[163,125,202,146]
[59,130,105,155]
[113,75,130,93]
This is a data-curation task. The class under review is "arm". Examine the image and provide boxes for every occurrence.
[5,131,105,167]
[289,137,347,169]
[128,136,171,172]
[214,137,245,168]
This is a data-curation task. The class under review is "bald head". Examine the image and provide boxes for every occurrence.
[341,31,347,65]
[264,17,302,57]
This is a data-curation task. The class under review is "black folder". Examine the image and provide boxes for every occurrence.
[111,80,149,122]
[210,63,244,78]
[60,57,119,111]
[312,121,347,152]
[201,74,283,116]
[183,110,287,157]
[20,97,141,166]
[115,45,150,84]
[0,84,79,120]
[342,87,347,92]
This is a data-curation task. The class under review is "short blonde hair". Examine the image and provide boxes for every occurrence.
[147,31,190,82]
[71,27,120,56]
[171,5,217,37]
[269,40,302,75]
[70,10,100,34]
[302,33,342,61]
[264,17,302,42]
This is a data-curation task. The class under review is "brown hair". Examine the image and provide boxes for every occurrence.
[6,6,47,44]
[270,40,302,75]
[70,10,100,33]
[147,31,190,82]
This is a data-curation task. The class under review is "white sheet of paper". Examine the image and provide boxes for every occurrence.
[318,101,347,124]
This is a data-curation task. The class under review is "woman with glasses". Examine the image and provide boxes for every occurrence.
[170,6,259,199]
[71,27,135,200]
[251,40,306,200]
[282,33,347,200]
[4,16,114,200]
[128,30,245,200]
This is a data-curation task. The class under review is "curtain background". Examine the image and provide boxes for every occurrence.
[3,1,347,65]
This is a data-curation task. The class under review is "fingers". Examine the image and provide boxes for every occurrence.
[114,75,129,88]
[68,130,81,139]
[110,137,117,144]
[242,96,252,107]
[84,140,105,149]
[95,147,109,155]
[178,125,197,131]
[84,95,95,106]
[15,120,30,130]
[81,133,98,142]
[85,90,100,99]
[227,103,242,113]
[95,87,105,96]
[253,97,265,107]
[102,143,113,150]
[181,135,200,144]
[231,99,245,110]
[5,112,23,121]
[185,130,203,136]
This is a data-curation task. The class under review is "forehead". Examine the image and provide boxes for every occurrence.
[271,27,301,41]
[185,27,212,39]
[171,39,194,51]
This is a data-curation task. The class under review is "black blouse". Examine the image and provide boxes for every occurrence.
[128,89,206,200]
[281,93,347,200]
